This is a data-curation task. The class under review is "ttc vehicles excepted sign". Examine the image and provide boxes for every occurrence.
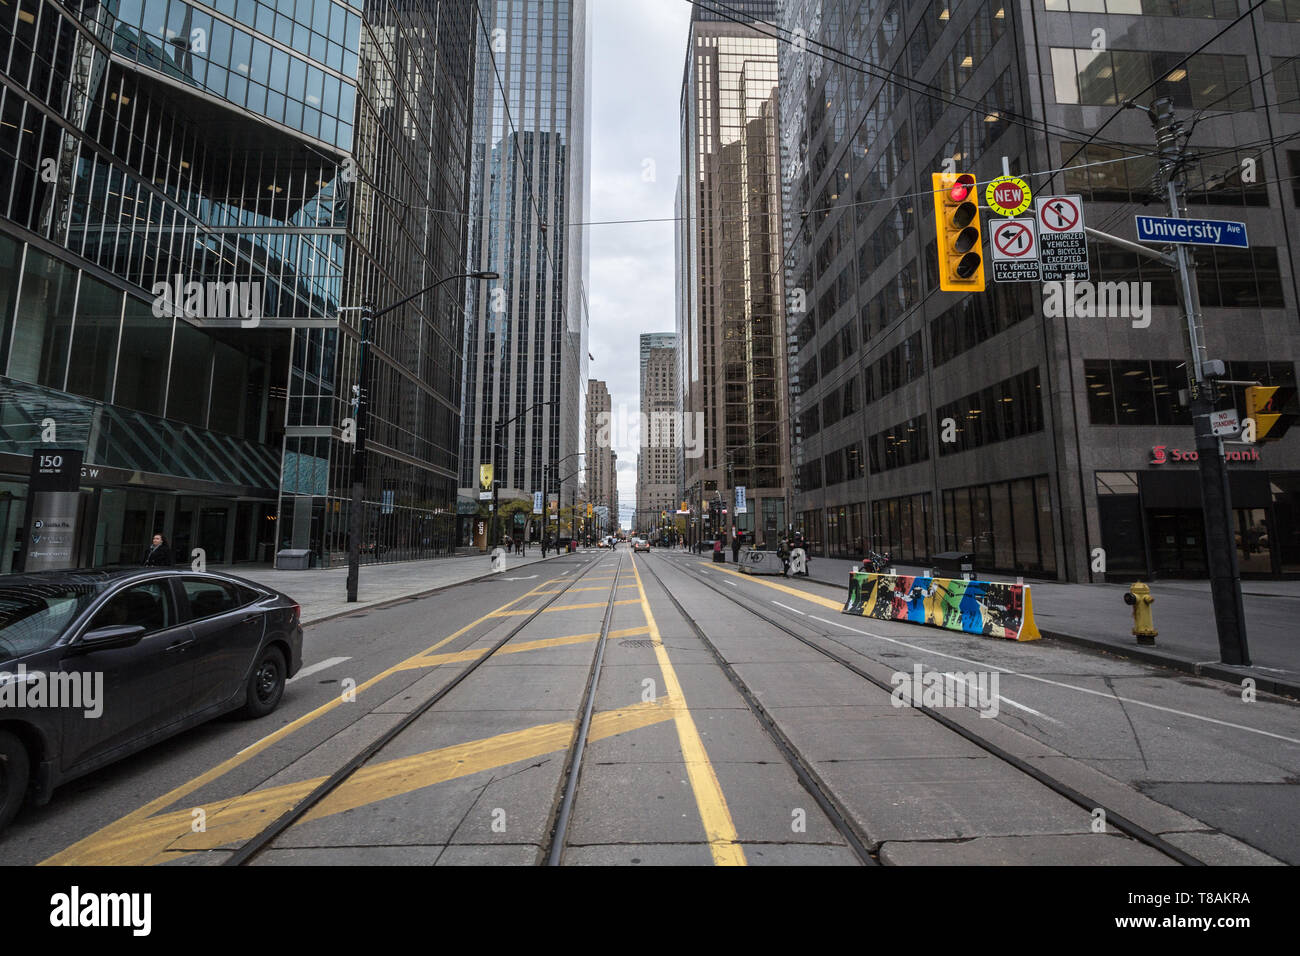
[990,218,1040,282]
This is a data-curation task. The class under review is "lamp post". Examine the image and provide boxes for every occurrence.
[492,399,558,547]
[346,270,498,603]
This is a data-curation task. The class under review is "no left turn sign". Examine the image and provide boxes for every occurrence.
[991,217,1040,282]
[992,218,1037,259]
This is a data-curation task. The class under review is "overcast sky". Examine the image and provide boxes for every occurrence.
[588,0,692,527]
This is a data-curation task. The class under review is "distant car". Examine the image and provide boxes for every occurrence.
[633,538,650,553]
[0,568,303,831]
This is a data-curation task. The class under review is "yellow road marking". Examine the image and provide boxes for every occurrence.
[47,699,680,866]
[391,626,652,672]
[41,576,559,866]
[491,598,640,617]
[533,584,639,594]
[629,554,746,866]
[710,564,842,610]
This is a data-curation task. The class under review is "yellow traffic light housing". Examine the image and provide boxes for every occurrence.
[932,172,986,293]
[1245,385,1296,442]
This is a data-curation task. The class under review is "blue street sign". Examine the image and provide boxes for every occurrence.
[1135,216,1249,248]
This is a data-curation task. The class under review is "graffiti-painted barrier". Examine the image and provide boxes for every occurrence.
[739,550,786,575]
[843,572,1041,642]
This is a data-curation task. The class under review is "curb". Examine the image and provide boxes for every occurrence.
[1038,629,1300,700]
[299,552,574,628]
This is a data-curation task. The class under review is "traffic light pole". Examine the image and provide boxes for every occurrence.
[345,302,374,603]
[1151,98,1250,665]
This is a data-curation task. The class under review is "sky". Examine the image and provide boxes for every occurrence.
[587,0,692,529]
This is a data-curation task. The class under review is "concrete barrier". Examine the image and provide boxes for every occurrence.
[739,550,785,575]
[843,571,1041,641]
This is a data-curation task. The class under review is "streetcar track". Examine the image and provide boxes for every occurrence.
[542,554,625,865]
[224,553,608,866]
[638,556,878,866]
[650,553,1205,867]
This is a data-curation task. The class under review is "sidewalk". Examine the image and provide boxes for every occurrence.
[231,550,572,626]
[716,550,1300,698]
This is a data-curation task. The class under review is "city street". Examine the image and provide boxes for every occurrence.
[7,547,1295,867]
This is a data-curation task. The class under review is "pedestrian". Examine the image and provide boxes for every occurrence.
[142,533,172,567]
[777,537,790,576]
[542,535,549,558]
[731,531,742,564]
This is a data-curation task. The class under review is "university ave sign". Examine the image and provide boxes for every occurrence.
[1150,444,1260,465]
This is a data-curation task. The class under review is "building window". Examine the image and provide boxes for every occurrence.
[942,476,1056,574]
[936,367,1044,456]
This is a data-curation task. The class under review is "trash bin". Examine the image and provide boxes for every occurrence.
[932,552,973,577]
[275,548,311,570]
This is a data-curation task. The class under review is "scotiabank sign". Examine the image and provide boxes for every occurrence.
[1150,444,1260,465]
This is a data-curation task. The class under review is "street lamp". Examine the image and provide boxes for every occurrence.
[347,270,498,603]
[493,399,558,547]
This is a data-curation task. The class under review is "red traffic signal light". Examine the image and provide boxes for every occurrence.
[932,173,986,292]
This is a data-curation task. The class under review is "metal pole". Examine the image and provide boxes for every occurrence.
[346,301,373,603]
[1152,99,1250,665]
[492,421,500,548]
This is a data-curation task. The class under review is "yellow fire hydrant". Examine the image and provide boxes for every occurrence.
[1124,582,1157,645]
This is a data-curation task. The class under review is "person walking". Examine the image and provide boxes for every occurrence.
[542,535,549,558]
[142,533,173,567]
[731,530,742,564]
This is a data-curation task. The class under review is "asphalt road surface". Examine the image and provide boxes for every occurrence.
[6,549,1296,866]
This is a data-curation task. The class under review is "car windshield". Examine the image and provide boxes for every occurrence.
[0,584,104,661]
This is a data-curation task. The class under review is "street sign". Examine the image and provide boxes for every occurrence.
[1036,195,1090,282]
[990,217,1040,282]
[1211,408,1240,437]
[735,485,748,515]
[986,175,1032,217]
[1135,216,1249,248]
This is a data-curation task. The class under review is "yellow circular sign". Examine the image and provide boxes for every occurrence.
[986,176,1032,217]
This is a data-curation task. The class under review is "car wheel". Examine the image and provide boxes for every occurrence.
[237,646,286,719]
[0,730,31,832]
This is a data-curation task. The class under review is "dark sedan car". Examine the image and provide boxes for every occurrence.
[0,568,302,831]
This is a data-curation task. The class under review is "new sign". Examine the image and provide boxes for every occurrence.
[1135,216,1249,248]
[986,176,1032,217]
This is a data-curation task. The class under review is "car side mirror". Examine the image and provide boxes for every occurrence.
[78,624,146,651]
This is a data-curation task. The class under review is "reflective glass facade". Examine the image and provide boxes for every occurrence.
[677,14,791,548]
[460,0,590,521]
[1,0,477,570]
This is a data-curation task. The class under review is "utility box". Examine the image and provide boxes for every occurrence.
[275,549,311,570]
[931,552,973,577]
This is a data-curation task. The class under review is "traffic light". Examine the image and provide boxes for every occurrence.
[1245,386,1297,442]
[931,172,985,292]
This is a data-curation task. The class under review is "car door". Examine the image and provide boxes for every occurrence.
[181,577,266,713]
[59,579,196,772]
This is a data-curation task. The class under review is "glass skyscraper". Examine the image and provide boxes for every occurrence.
[460,0,590,536]
[676,6,791,549]
[0,0,477,571]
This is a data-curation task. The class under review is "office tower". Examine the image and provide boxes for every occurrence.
[585,377,612,532]
[636,335,679,532]
[0,0,477,570]
[676,6,791,549]
[780,1,1300,581]
[460,0,591,530]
